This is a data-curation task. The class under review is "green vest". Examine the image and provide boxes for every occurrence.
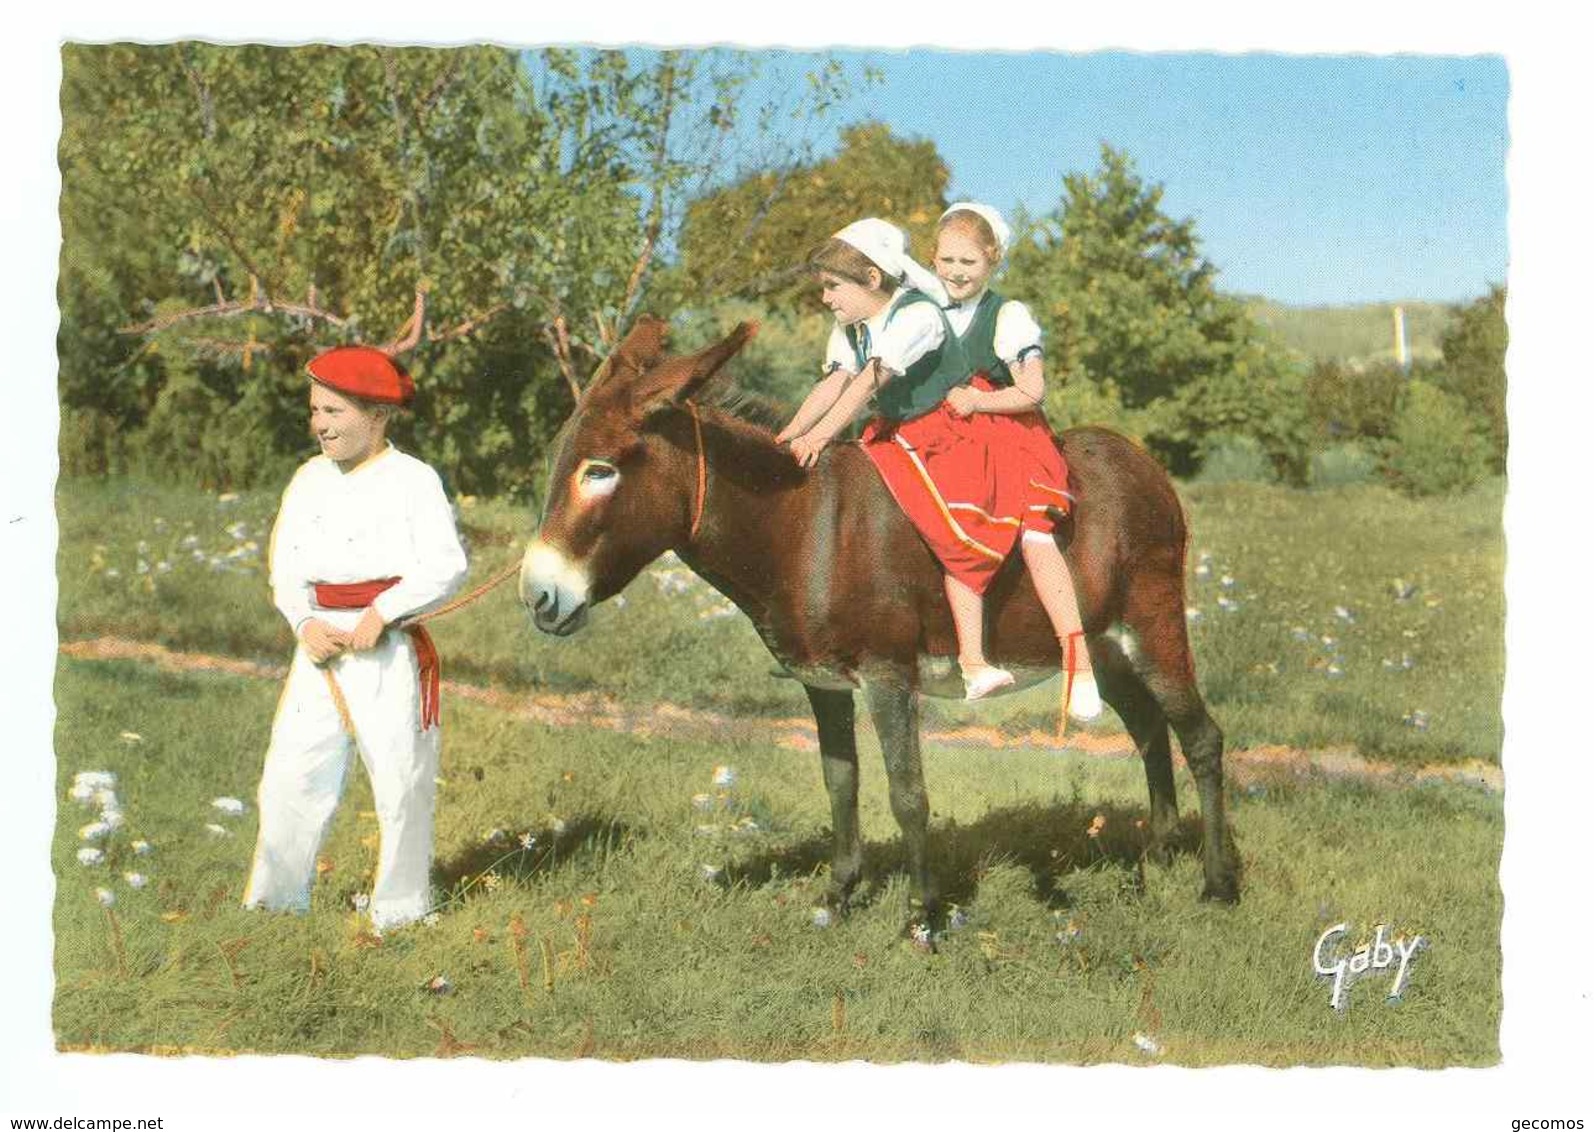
[847,291,969,423]
[954,289,1015,388]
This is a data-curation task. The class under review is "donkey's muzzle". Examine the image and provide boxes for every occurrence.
[520,541,592,637]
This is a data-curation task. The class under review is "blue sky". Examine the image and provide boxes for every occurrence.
[749,51,1508,306]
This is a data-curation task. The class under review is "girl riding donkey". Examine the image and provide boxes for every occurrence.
[776,215,1098,717]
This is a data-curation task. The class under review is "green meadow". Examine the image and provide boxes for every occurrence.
[51,473,1505,1063]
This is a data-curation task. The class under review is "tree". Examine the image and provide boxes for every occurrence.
[1005,144,1302,477]
[672,122,950,307]
[1434,284,1507,472]
[58,45,861,493]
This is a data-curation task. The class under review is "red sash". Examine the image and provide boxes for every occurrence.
[312,578,441,731]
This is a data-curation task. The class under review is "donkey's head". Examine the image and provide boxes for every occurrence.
[520,317,756,635]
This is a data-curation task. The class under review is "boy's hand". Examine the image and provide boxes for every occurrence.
[348,605,388,651]
[300,618,351,664]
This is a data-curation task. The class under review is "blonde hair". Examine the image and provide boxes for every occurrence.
[936,209,1003,265]
[807,237,898,295]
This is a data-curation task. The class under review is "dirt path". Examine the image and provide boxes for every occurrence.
[59,636,1502,793]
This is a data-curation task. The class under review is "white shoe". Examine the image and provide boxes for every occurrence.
[1067,673,1104,721]
[963,664,1016,701]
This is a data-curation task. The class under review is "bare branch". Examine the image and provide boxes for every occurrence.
[542,315,582,400]
[119,282,349,337]
[617,56,678,331]
[384,286,428,355]
[427,303,509,345]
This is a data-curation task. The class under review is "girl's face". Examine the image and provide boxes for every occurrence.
[309,383,388,470]
[818,270,889,326]
[935,229,997,304]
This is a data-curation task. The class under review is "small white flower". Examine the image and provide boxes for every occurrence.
[96,888,116,908]
[614,595,628,609]
[1219,574,1236,589]
[422,912,442,928]
[1320,635,1337,648]
[180,535,200,550]
[131,839,152,856]
[482,827,507,844]
[156,560,173,574]
[1185,607,1204,623]
[205,823,231,837]
[711,765,737,788]
[1132,1032,1163,1056]
[77,847,105,866]
[123,872,148,889]
[691,792,715,811]
[93,788,119,810]
[216,491,239,504]
[135,560,150,575]
[1217,596,1239,613]
[694,824,720,838]
[211,797,247,817]
[68,781,97,804]
[118,732,142,745]
[104,568,121,579]
[1325,663,1344,677]
[1334,605,1355,623]
[910,923,933,946]
[99,809,125,830]
[700,864,723,883]
[1193,563,1211,580]
[352,893,371,912]
[79,821,112,841]
[550,817,568,835]
[1290,626,1311,642]
[811,907,833,929]
[75,770,117,788]
[519,832,537,850]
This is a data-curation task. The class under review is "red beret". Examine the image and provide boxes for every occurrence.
[306,346,415,406]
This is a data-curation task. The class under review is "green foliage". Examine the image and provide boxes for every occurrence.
[674,122,950,306]
[1307,442,1380,490]
[670,299,832,408]
[58,45,864,495]
[1195,435,1276,485]
[1303,358,1406,442]
[1005,145,1304,478]
[1388,381,1491,497]
[1433,285,1507,472]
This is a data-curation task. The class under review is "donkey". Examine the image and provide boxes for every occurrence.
[519,317,1238,924]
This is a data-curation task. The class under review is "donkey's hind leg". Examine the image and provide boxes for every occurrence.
[804,685,864,911]
[1126,594,1240,904]
[1087,634,1179,863]
[864,680,938,928]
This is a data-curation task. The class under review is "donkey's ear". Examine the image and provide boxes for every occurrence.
[631,321,759,419]
[608,315,672,377]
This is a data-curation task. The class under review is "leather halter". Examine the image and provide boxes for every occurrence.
[685,400,708,543]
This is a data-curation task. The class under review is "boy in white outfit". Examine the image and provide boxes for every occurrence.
[243,345,468,931]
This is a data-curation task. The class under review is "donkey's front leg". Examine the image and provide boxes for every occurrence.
[864,680,939,929]
[805,685,863,911]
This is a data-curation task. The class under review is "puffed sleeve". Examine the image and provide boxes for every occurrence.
[822,324,856,378]
[268,462,319,636]
[371,462,470,625]
[993,300,1044,364]
[873,302,946,377]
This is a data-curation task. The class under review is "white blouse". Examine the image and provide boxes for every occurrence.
[269,444,469,635]
[821,288,947,378]
[944,291,1044,363]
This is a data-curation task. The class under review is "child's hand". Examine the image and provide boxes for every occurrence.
[774,423,802,445]
[945,386,981,418]
[348,605,388,651]
[300,618,350,664]
[789,429,832,468]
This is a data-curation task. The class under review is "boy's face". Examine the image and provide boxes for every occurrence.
[309,383,388,470]
[935,230,996,303]
[818,270,888,326]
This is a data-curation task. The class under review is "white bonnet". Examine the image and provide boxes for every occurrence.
[940,201,1012,255]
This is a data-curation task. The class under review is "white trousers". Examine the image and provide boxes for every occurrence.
[243,631,440,930]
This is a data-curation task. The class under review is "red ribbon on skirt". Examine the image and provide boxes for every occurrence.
[312,577,442,731]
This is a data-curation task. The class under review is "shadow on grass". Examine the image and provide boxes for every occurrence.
[723,800,1205,910]
[433,814,638,898]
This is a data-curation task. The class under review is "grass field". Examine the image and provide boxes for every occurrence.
[51,471,1505,1063]
[56,474,1504,762]
[53,655,1501,1063]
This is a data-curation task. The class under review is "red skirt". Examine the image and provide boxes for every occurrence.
[861,377,1071,595]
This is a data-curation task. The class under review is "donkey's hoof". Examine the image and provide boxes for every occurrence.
[1200,876,1241,905]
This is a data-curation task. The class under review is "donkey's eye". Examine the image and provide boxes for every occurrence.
[575,459,620,501]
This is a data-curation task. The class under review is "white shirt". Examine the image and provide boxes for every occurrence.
[944,290,1045,363]
[821,288,947,378]
[269,444,469,635]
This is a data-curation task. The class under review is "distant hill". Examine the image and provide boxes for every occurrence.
[1240,298,1458,365]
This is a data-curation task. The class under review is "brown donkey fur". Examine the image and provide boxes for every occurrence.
[521,317,1238,923]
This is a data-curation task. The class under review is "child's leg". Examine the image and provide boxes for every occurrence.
[243,652,354,912]
[945,574,1014,699]
[1020,531,1102,719]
